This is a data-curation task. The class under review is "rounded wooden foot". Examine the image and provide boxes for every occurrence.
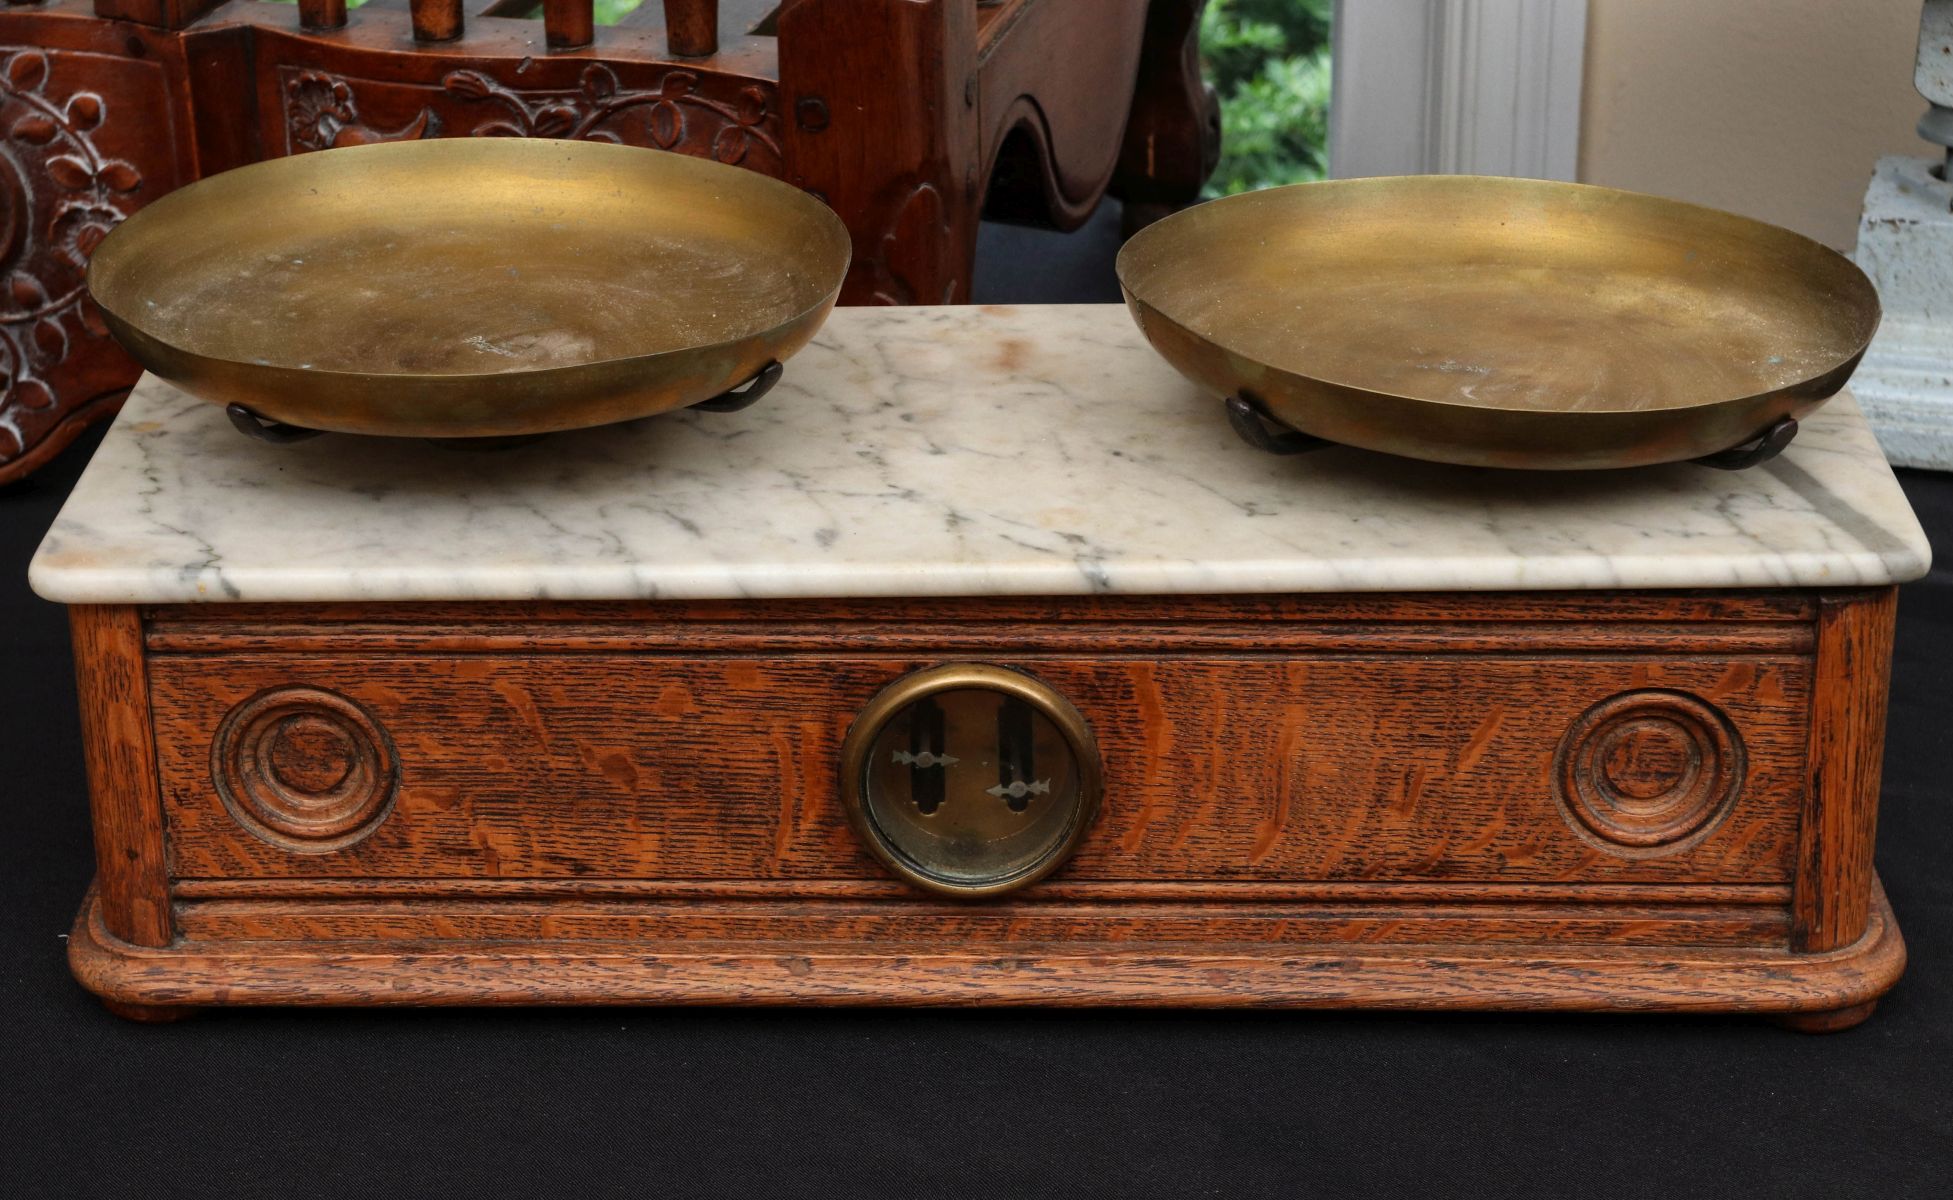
[1774,1000,1878,1033]
[100,998,200,1023]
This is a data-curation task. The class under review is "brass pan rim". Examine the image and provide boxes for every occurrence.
[1115,174,1880,420]
[92,280,847,386]
[1123,292,1863,427]
[87,139,853,386]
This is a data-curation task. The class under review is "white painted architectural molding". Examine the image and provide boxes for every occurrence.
[1851,156,1953,471]
[1329,0,1588,181]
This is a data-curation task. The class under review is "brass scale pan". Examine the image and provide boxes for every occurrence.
[88,138,852,441]
[1118,175,1880,470]
[95,146,1876,470]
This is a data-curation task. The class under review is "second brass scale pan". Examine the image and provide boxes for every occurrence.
[1118,176,1881,470]
[87,139,852,440]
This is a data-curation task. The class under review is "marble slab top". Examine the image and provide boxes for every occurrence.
[30,304,1932,605]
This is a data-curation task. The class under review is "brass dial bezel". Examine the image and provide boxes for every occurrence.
[839,663,1104,899]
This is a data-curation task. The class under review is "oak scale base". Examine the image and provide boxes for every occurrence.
[61,590,1908,1029]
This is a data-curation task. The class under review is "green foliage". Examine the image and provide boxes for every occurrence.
[1200,0,1333,197]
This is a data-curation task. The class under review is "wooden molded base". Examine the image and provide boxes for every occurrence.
[69,880,1906,1022]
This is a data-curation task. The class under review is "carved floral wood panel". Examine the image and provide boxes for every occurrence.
[0,45,174,475]
[278,64,784,176]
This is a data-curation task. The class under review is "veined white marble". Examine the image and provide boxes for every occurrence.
[29,304,1931,605]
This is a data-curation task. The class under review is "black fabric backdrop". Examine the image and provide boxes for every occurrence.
[2,205,1948,1199]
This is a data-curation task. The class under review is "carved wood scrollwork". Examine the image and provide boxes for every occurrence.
[280,65,783,172]
[862,179,958,306]
[0,47,143,463]
[285,71,441,152]
[443,65,780,164]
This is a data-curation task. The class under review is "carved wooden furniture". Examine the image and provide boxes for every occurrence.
[0,0,1216,482]
[31,304,1930,1027]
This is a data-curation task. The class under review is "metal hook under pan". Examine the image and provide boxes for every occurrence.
[688,360,783,413]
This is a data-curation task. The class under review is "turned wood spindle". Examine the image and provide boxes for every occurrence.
[410,0,464,43]
[297,0,347,30]
[663,0,719,57]
[544,0,595,49]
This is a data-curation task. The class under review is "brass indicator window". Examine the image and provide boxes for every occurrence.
[841,664,1103,898]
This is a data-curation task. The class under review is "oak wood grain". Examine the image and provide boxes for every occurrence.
[145,623,1815,657]
[68,879,1905,1013]
[143,591,1820,634]
[1793,589,1899,951]
[70,606,171,947]
[54,586,1910,1022]
[148,653,1812,885]
[170,879,1793,905]
[172,897,1793,949]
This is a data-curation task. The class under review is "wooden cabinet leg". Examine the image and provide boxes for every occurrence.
[72,608,173,950]
[1792,591,1897,954]
[1773,1000,1879,1034]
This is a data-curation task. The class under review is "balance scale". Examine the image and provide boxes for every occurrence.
[30,305,1929,1029]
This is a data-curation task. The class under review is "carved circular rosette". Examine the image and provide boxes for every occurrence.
[1553,690,1745,857]
[212,686,398,853]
